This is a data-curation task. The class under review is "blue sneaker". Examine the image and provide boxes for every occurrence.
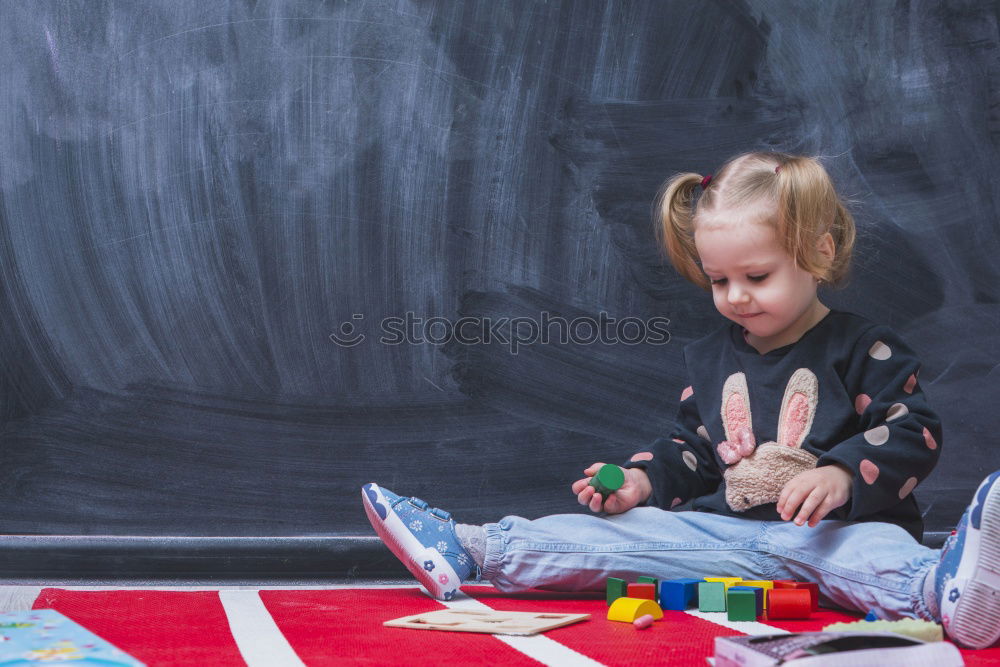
[361,482,474,601]
[936,470,1000,648]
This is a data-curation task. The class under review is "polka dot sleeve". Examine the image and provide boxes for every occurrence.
[621,359,723,510]
[817,325,943,520]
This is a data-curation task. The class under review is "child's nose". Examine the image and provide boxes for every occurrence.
[727,285,750,305]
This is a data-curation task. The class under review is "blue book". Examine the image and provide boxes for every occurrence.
[0,609,144,665]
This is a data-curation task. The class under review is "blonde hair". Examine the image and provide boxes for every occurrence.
[654,152,856,291]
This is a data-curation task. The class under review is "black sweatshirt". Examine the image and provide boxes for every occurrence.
[622,309,942,542]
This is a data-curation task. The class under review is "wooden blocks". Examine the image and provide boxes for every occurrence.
[766,588,812,619]
[660,578,702,610]
[773,580,818,611]
[704,576,742,590]
[637,576,659,597]
[726,588,759,621]
[697,581,727,612]
[607,597,663,623]
[795,582,819,611]
[606,574,816,620]
[627,583,657,601]
[606,577,628,606]
[589,464,625,496]
[731,586,764,617]
[739,580,774,608]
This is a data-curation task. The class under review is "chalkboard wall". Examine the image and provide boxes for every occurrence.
[1,1,998,576]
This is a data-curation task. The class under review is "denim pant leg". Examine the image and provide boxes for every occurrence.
[480,508,939,621]
[754,518,939,621]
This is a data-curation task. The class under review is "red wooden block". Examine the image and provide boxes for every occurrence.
[770,580,818,611]
[766,588,812,619]
[788,582,819,611]
[627,583,657,601]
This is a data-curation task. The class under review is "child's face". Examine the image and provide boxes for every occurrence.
[694,219,824,345]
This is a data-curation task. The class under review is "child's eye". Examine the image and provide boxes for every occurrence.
[709,275,767,285]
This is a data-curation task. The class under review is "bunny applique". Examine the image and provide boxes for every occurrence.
[717,368,820,511]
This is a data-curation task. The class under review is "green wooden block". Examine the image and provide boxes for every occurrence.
[637,576,660,603]
[698,581,727,612]
[727,589,758,621]
[730,586,764,616]
[637,576,659,588]
[606,577,628,606]
[589,465,625,496]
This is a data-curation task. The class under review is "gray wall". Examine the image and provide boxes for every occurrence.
[1,1,997,548]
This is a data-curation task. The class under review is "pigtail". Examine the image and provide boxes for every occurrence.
[827,201,856,286]
[654,173,710,290]
[775,156,823,269]
[774,156,855,287]
[654,151,855,291]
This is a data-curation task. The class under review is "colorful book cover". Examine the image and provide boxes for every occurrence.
[0,609,144,665]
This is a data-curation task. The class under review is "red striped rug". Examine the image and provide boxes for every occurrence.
[24,585,1000,665]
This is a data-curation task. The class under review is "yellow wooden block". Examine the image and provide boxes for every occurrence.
[607,597,664,623]
[704,577,743,590]
[739,580,774,608]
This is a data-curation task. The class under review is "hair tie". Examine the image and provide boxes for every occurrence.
[774,165,782,174]
[700,174,713,189]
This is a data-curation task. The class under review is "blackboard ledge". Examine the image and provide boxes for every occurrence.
[0,535,406,580]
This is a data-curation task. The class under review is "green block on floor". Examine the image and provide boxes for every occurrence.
[730,586,764,616]
[606,577,628,606]
[727,589,758,621]
[698,581,726,612]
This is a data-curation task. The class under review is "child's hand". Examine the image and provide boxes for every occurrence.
[571,463,652,515]
[776,464,854,527]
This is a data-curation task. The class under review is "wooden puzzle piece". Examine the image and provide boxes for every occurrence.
[384,609,590,635]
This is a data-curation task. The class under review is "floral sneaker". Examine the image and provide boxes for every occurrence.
[362,482,474,601]
[937,470,1000,649]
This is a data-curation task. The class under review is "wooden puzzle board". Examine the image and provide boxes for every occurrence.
[384,609,591,635]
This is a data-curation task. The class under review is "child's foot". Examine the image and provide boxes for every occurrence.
[361,482,474,601]
[937,470,1000,648]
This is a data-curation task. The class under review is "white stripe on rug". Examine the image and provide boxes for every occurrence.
[684,608,790,636]
[218,590,305,667]
[0,586,44,611]
[429,589,606,667]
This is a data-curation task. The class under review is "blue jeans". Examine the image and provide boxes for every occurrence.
[479,508,939,621]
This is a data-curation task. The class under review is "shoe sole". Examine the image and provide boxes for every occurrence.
[361,483,462,601]
[951,475,1000,649]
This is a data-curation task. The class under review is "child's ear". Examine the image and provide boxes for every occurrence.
[816,232,835,266]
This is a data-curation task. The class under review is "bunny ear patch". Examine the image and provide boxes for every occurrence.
[720,372,753,442]
[777,368,819,448]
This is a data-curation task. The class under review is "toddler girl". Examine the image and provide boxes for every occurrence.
[362,152,1000,649]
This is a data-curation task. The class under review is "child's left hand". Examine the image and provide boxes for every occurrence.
[776,464,854,527]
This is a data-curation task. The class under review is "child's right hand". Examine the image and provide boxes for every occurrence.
[571,463,653,514]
